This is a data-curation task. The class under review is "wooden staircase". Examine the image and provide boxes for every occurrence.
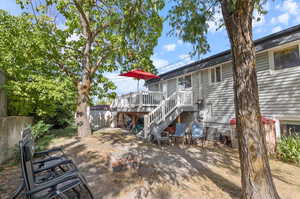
[144,90,193,139]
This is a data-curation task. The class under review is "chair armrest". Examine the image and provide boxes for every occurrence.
[26,172,80,196]
[34,159,74,174]
[33,156,65,165]
[34,147,64,157]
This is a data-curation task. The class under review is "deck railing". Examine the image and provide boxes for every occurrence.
[111,91,163,109]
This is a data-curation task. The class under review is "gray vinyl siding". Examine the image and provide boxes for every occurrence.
[167,78,177,97]
[148,83,159,91]
[221,51,269,80]
[256,52,269,71]
[205,76,235,124]
[205,51,300,125]
[192,72,200,103]
[222,63,232,80]
[201,70,209,98]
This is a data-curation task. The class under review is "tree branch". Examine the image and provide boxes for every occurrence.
[73,0,92,38]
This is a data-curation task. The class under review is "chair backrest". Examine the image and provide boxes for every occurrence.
[19,135,36,193]
[21,128,36,152]
[21,128,32,139]
[191,122,204,138]
[175,123,187,136]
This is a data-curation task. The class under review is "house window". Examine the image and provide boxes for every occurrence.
[274,46,300,70]
[178,75,192,89]
[210,66,222,83]
[281,123,300,137]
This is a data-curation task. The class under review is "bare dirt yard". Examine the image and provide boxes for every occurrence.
[1,128,300,199]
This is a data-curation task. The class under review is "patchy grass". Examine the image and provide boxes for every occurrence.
[35,126,76,151]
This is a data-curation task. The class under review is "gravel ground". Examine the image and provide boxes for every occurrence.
[1,128,300,199]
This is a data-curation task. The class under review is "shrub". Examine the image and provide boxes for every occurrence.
[30,121,53,140]
[277,136,300,164]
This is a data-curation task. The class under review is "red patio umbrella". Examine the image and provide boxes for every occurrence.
[119,69,160,92]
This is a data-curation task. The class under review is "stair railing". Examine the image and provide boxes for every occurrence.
[145,90,190,138]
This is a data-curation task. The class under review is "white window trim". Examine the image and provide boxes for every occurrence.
[209,65,223,84]
[269,42,300,75]
[176,73,193,91]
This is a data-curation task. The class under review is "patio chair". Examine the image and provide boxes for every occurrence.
[190,121,206,147]
[151,126,170,146]
[21,129,76,173]
[18,135,94,199]
[171,123,187,144]
[21,129,66,159]
[12,129,78,199]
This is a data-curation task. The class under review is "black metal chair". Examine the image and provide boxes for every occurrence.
[21,129,66,160]
[18,136,94,199]
[12,129,91,199]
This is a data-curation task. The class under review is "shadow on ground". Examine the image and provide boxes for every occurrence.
[1,128,300,199]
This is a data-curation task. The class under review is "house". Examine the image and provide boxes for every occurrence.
[89,105,113,131]
[111,24,300,139]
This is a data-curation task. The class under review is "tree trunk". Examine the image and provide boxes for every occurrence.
[76,79,92,137]
[221,1,280,199]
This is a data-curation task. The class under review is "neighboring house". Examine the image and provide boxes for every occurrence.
[89,105,113,131]
[111,25,300,139]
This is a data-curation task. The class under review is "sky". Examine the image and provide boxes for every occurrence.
[1,0,300,96]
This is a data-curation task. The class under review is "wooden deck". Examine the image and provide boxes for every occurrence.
[111,91,163,112]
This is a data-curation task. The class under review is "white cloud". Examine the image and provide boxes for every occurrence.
[271,17,277,24]
[163,43,176,52]
[177,40,183,45]
[254,28,263,34]
[271,0,300,26]
[282,0,299,15]
[152,58,169,68]
[270,13,290,26]
[104,72,146,95]
[272,26,282,33]
[277,13,290,25]
[179,54,191,60]
[157,54,194,74]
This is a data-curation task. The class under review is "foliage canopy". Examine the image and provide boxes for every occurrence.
[0,10,75,125]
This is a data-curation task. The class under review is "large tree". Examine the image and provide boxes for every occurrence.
[18,0,164,136]
[168,0,280,198]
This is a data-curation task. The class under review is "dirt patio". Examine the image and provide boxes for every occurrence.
[1,128,300,199]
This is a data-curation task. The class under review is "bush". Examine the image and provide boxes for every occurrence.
[277,136,300,164]
[30,121,53,140]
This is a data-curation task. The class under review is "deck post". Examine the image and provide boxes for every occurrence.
[162,100,165,121]
[139,91,142,107]
[144,114,149,139]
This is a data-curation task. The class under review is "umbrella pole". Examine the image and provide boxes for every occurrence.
[137,79,141,105]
